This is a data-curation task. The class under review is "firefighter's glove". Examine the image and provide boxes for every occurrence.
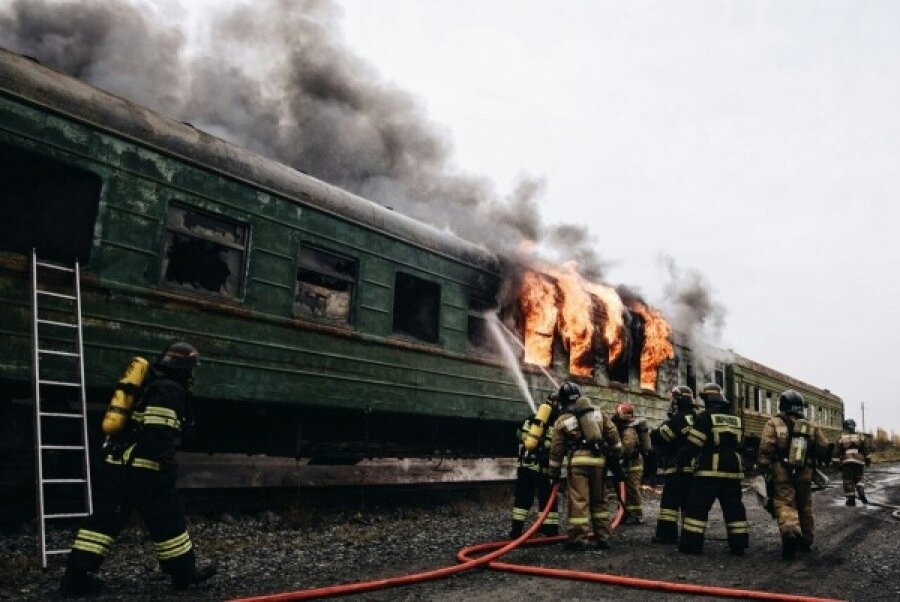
[609,459,627,483]
[643,451,658,477]
[549,467,562,483]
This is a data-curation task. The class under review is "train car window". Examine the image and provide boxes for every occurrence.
[467,298,497,352]
[755,388,762,412]
[393,272,440,343]
[294,245,356,323]
[0,143,101,264]
[161,204,247,298]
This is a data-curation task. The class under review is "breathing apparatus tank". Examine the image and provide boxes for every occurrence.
[787,419,812,468]
[523,401,553,452]
[101,357,150,437]
[574,397,603,445]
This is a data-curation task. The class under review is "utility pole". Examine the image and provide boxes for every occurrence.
[861,401,866,433]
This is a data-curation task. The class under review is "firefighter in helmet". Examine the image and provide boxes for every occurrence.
[757,389,830,559]
[835,418,871,506]
[61,342,216,596]
[509,392,560,538]
[650,385,697,544]
[678,383,749,555]
[611,402,653,524]
[548,382,622,551]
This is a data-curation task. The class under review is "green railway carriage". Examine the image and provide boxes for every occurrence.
[0,49,842,498]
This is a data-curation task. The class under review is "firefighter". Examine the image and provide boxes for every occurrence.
[509,393,560,538]
[757,390,830,559]
[678,383,749,556]
[611,402,652,524]
[650,385,697,544]
[835,418,871,506]
[60,342,216,596]
[548,382,623,551]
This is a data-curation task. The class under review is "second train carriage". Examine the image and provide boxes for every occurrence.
[0,48,842,497]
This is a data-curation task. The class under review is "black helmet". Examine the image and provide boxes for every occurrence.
[699,383,727,408]
[778,389,805,416]
[671,385,694,412]
[843,418,856,433]
[156,341,200,373]
[557,382,582,408]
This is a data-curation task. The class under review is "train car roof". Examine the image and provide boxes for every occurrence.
[0,48,500,274]
[732,353,843,403]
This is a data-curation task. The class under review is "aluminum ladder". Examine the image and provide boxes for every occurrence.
[30,249,93,567]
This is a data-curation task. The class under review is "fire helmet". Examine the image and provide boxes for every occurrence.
[557,382,582,408]
[699,383,727,408]
[614,402,634,421]
[843,419,856,433]
[156,341,200,373]
[778,389,805,416]
[670,385,695,412]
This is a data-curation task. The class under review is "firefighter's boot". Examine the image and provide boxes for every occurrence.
[781,533,797,560]
[855,484,869,505]
[172,563,217,590]
[60,569,104,597]
[845,496,856,507]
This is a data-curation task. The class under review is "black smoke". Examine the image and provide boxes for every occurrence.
[0,0,604,276]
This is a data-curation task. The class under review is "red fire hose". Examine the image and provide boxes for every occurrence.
[231,481,843,602]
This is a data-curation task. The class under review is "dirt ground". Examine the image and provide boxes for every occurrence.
[2,463,898,602]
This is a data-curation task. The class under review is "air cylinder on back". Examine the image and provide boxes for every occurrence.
[574,397,602,443]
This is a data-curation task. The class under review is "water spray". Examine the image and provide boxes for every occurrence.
[485,314,537,413]
[492,316,560,389]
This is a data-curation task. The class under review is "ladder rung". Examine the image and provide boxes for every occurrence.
[36,289,77,300]
[43,478,87,484]
[38,379,81,387]
[40,445,85,451]
[38,349,80,357]
[45,513,90,520]
[36,319,78,329]
[35,261,75,273]
[39,411,83,419]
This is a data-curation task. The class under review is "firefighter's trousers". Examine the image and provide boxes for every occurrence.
[653,472,692,543]
[772,478,814,544]
[679,476,748,553]
[841,463,864,498]
[623,456,644,518]
[66,462,196,579]
[567,465,611,543]
[510,466,558,536]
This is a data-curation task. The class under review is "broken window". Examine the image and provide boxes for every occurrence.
[467,298,497,352]
[294,245,356,323]
[392,272,440,343]
[0,142,101,264]
[161,204,247,298]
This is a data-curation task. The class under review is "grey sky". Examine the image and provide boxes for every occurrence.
[329,1,900,431]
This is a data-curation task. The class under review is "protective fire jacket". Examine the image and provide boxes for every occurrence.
[835,432,870,466]
[105,370,187,473]
[615,418,651,472]
[548,404,621,473]
[516,417,555,473]
[686,408,744,479]
[652,411,696,475]
[757,413,829,483]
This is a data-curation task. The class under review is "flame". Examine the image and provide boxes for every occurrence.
[545,262,595,377]
[628,301,675,390]
[519,270,558,366]
[582,281,625,365]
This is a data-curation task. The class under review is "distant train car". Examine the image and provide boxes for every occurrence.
[0,48,842,496]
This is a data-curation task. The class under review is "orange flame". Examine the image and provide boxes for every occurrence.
[583,281,625,365]
[628,301,675,390]
[545,263,595,377]
[519,271,558,366]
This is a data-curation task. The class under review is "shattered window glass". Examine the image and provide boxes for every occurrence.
[162,204,247,298]
[393,272,440,343]
[294,245,356,323]
[467,297,497,352]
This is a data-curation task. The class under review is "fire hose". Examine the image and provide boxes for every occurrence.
[231,478,845,602]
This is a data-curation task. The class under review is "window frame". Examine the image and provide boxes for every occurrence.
[391,270,442,345]
[292,242,359,326]
[159,201,250,301]
[466,296,498,354]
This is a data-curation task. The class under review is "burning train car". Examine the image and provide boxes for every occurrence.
[0,49,842,506]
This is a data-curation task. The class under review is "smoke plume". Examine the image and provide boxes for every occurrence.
[0,0,603,274]
[659,254,731,375]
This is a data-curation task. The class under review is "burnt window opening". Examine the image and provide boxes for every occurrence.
[393,272,440,343]
[161,204,247,298]
[0,142,101,264]
[467,297,497,352]
[294,245,357,323]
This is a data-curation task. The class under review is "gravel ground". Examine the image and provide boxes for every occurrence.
[2,463,898,602]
